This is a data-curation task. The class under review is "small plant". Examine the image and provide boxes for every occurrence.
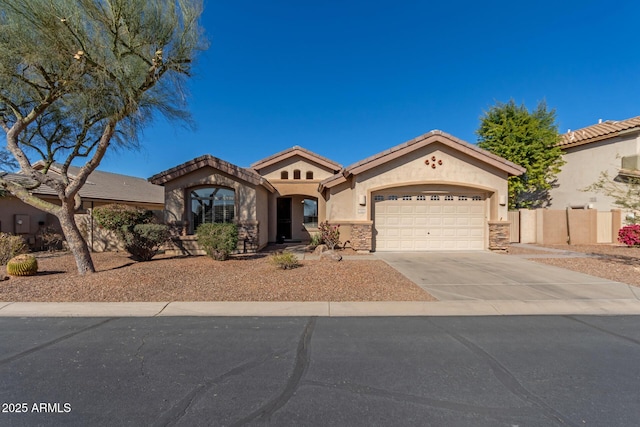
[39,226,64,252]
[122,224,170,261]
[196,223,238,260]
[318,221,341,249]
[270,251,300,270]
[0,233,28,265]
[309,233,322,246]
[618,224,640,247]
[6,254,38,276]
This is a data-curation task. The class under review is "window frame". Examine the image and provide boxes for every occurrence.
[189,186,236,234]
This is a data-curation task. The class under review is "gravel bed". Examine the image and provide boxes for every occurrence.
[0,251,435,302]
[505,244,640,287]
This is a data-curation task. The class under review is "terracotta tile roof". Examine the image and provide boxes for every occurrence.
[2,164,164,205]
[251,146,342,172]
[560,116,640,148]
[149,154,276,192]
[319,130,525,190]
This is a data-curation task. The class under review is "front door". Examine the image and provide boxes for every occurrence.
[277,197,292,241]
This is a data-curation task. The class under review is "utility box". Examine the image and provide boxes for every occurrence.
[14,214,30,234]
[621,154,640,171]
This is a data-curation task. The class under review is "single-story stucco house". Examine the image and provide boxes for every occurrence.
[0,163,164,250]
[150,130,525,254]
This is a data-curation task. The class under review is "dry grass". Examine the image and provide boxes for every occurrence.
[0,251,435,302]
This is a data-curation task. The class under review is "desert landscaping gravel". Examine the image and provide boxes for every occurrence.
[2,244,639,302]
[0,251,435,302]
[506,244,640,287]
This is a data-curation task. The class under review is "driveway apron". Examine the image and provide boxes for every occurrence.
[375,251,639,301]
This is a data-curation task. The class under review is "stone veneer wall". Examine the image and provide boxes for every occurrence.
[350,222,373,252]
[488,221,510,251]
[164,221,260,255]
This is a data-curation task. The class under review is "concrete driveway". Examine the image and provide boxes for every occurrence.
[375,251,640,301]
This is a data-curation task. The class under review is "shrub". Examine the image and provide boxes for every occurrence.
[318,221,341,249]
[0,233,28,265]
[270,251,300,270]
[93,204,153,235]
[39,226,64,252]
[122,224,170,261]
[618,224,640,246]
[196,223,238,260]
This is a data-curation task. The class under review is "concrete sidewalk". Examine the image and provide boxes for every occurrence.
[2,299,640,317]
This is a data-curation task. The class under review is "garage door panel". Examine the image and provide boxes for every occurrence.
[443,217,456,226]
[374,191,486,251]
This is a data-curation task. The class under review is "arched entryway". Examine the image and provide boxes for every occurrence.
[276,195,318,242]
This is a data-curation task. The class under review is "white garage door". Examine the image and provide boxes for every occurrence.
[374,193,486,251]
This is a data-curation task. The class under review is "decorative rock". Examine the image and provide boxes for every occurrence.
[320,250,342,262]
[313,244,329,255]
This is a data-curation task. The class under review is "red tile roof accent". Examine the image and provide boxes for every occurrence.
[560,116,640,148]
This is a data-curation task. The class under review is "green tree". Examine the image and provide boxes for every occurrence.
[476,100,564,209]
[0,0,206,274]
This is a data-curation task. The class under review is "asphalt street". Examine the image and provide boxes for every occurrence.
[1,316,640,426]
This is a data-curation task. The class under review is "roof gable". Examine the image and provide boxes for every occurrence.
[251,146,341,173]
[319,130,525,190]
[149,154,275,192]
[560,116,640,148]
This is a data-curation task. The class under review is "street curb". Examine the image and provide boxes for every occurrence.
[2,299,640,317]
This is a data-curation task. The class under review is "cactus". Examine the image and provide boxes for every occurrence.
[6,254,38,276]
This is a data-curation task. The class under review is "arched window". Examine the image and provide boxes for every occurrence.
[293,169,301,180]
[306,171,314,180]
[281,171,289,179]
[190,187,235,232]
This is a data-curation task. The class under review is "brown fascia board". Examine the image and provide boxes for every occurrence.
[318,172,347,192]
[149,154,275,192]
[320,130,524,190]
[251,146,342,172]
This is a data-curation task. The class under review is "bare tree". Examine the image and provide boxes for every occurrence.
[0,0,206,274]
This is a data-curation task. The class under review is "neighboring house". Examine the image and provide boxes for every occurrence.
[151,130,524,253]
[0,163,164,250]
[550,116,640,212]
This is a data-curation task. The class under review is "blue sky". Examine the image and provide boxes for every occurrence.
[98,0,640,178]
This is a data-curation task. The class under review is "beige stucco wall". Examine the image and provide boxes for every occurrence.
[259,158,330,243]
[258,155,336,181]
[326,143,511,223]
[0,197,59,246]
[550,133,640,211]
